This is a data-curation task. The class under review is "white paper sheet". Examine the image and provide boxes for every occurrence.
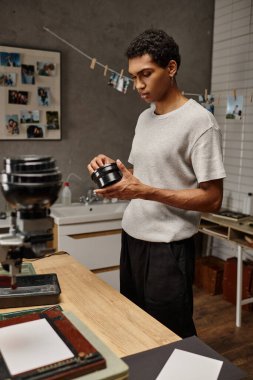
[0,318,74,375]
[156,348,223,380]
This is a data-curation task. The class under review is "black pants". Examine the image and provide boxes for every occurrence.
[120,230,197,338]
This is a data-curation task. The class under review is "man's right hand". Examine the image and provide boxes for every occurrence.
[87,154,115,175]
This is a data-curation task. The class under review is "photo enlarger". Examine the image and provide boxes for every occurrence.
[0,155,62,308]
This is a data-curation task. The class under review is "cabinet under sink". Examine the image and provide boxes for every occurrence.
[51,202,128,291]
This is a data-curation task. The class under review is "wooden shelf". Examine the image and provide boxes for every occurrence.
[200,213,253,247]
[201,225,229,239]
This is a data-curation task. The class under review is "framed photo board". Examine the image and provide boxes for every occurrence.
[0,46,61,140]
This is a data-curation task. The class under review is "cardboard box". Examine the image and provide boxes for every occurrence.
[195,256,225,295]
[223,257,253,311]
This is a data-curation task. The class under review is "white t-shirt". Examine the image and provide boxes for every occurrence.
[122,99,226,243]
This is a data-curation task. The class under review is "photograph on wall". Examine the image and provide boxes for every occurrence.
[8,90,28,105]
[0,52,21,67]
[5,115,19,135]
[21,64,35,85]
[198,94,215,114]
[37,61,56,76]
[0,72,16,87]
[20,110,40,123]
[0,45,61,140]
[26,124,45,138]
[226,95,243,120]
[46,111,59,129]
[37,87,51,106]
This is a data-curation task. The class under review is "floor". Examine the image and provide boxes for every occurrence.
[193,286,253,380]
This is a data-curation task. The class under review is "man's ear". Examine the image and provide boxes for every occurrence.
[167,60,177,77]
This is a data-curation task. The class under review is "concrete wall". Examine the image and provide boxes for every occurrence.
[0,0,214,210]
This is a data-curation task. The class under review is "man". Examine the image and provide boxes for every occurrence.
[87,29,226,338]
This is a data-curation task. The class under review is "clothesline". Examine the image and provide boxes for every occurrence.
[43,26,206,97]
[43,27,253,102]
[43,26,130,79]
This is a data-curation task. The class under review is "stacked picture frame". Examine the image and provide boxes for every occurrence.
[0,46,61,140]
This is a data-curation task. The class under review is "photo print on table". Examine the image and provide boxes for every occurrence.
[20,110,40,124]
[8,90,28,105]
[26,124,45,138]
[0,72,16,87]
[21,64,35,85]
[0,52,21,67]
[46,111,59,129]
[5,114,19,135]
[226,95,243,120]
[37,61,56,76]
[37,87,51,106]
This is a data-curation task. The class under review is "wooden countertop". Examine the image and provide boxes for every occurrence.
[3,253,180,357]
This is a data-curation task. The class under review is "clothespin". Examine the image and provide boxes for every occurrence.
[119,69,124,79]
[90,58,97,70]
[204,89,208,102]
[233,88,237,100]
[103,65,108,76]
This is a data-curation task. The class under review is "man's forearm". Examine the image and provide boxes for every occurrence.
[137,183,222,213]
[94,160,223,213]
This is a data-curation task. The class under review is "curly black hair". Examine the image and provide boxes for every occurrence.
[125,29,181,70]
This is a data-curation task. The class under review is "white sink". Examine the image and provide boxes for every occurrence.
[51,201,128,225]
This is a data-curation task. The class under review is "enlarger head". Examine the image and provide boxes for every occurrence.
[1,155,62,212]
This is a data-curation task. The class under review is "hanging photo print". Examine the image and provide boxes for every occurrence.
[226,95,243,120]
[108,72,130,94]
[108,72,119,88]
[198,95,215,114]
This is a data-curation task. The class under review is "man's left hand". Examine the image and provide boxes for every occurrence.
[95,160,143,200]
